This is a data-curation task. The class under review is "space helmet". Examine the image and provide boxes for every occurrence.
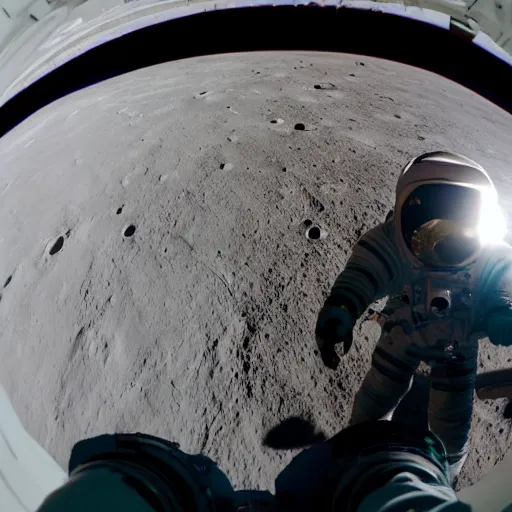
[394,151,506,269]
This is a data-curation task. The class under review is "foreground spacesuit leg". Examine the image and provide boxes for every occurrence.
[428,353,478,481]
[350,323,421,425]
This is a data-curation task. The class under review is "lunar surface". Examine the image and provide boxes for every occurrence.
[1,51,512,492]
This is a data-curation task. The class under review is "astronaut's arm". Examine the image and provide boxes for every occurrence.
[325,222,401,320]
[478,246,512,347]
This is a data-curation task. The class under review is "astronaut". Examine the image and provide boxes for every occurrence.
[315,151,512,480]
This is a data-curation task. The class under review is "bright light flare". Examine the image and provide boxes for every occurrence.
[477,191,507,245]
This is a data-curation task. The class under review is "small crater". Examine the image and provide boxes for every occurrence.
[270,119,284,124]
[394,114,402,119]
[303,219,313,227]
[349,73,356,77]
[228,135,239,143]
[294,123,306,131]
[220,163,234,171]
[124,225,136,237]
[282,167,287,172]
[159,174,168,182]
[243,337,250,350]
[418,136,426,141]
[116,206,124,215]
[313,83,336,90]
[49,236,64,255]
[306,225,326,242]
[4,275,12,288]
[308,227,320,240]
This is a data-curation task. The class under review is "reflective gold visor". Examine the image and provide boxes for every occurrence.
[401,184,482,268]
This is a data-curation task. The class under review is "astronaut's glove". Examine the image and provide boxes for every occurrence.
[487,309,512,347]
[315,304,354,370]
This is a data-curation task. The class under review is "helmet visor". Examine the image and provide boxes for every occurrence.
[401,184,482,268]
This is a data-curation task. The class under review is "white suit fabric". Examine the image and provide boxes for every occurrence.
[326,218,512,472]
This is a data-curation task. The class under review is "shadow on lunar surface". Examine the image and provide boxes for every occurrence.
[48,235,64,255]
[123,224,137,237]
[263,416,327,449]
[504,401,512,419]
[264,375,430,451]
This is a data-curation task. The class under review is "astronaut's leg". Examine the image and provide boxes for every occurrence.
[350,324,421,425]
[428,348,478,481]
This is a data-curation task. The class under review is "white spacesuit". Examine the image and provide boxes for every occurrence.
[316,151,512,479]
